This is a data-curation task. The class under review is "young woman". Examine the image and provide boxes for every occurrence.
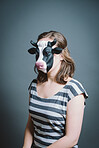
[23,31,88,148]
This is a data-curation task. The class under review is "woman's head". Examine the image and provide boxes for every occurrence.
[34,31,75,84]
[37,30,67,49]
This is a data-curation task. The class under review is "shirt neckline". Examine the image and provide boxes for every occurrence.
[35,78,73,99]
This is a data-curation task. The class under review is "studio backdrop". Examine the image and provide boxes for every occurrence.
[1,0,99,148]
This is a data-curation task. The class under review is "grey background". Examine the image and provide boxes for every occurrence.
[1,0,99,147]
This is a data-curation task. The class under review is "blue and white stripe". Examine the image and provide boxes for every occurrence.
[29,78,88,148]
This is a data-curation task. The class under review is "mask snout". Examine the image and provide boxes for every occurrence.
[35,61,45,70]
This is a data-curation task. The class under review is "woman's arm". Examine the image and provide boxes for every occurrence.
[47,94,85,148]
[23,114,34,148]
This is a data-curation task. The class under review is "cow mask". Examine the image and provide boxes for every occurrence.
[28,39,63,73]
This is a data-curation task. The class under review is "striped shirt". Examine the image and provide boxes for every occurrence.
[28,78,88,148]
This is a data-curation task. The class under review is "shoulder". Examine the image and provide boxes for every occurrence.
[66,78,88,102]
[69,78,84,89]
[28,79,37,90]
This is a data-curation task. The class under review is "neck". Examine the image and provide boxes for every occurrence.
[47,64,61,83]
[47,73,56,83]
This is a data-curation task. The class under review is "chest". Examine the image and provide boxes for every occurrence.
[36,83,66,99]
[29,82,68,126]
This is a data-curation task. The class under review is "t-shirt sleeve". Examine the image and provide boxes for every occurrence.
[28,81,32,95]
[67,79,88,105]
[28,79,37,95]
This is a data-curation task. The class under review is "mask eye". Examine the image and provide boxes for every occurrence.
[43,47,51,56]
[43,50,48,56]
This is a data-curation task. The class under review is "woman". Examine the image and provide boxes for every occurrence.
[23,31,88,148]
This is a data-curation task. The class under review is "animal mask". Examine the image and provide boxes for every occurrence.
[28,39,63,73]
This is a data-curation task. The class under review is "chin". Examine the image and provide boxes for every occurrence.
[39,68,47,73]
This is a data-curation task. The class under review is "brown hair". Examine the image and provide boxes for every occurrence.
[35,31,75,84]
